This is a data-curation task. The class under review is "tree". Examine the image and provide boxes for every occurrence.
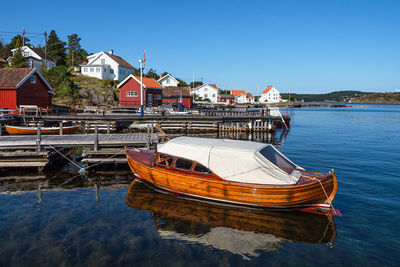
[0,40,9,60]
[219,89,231,95]
[10,38,25,68]
[6,35,30,51]
[176,78,188,87]
[66,33,88,68]
[190,81,203,88]
[47,30,67,66]
[41,66,79,102]
[146,68,159,79]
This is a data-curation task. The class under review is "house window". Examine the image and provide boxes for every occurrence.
[96,67,100,72]
[84,68,87,72]
[213,94,215,97]
[110,69,114,74]
[30,76,36,84]
[101,59,105,64]
[127,91,138,97]
[90,67,94,72]
[204,88,208,91]
[204,94,208,97]
[155,94,162,100]
[166,79,170,84]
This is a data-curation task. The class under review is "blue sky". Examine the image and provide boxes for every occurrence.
[1,0,399,94]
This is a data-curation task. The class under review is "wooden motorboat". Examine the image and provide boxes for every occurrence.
[125,137,338,211]
[5,124,79,135]
[126,181,337,245]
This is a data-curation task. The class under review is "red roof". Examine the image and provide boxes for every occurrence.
[246,92,255,99]
[231,90,246,97]
[0,68,34,88]
[106,52,135,69]
[162,86,191,97]
[262,86,273,94]
[133,76,164,89]
[210,84,218,90]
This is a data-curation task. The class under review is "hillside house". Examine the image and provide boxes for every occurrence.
[118,75,164,107]
[157,74,179,87]
[246,93,255,104]
[81,50,135,82]
[10,46,56,69]
[217,94,235,104]
[162,86,192,108]
[0,68,54,111]
[191,84,219,103]
[259,86,281,103]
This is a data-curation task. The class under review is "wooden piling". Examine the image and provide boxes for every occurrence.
[94,125,98,152]
[59,121,63,135]
[36,125,41,152]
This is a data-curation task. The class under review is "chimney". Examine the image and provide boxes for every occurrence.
[108,49,114,55]
[159,74,162,79]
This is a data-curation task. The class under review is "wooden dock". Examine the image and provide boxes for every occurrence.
[0,133,158,149]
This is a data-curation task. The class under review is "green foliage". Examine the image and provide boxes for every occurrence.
[219,89,231,95]
[47,30,67,66]
[146,68,158,79]
[10,38,25,68]
[281,91,371,102]
[6,35,30,51]
[66,33,88,67]
[0,41,10,60]
[176,78,188,87]
[190,81,203,88]
[41,66,78,102]
[280,94,295,101]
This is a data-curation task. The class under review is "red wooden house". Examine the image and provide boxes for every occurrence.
[218,94,235,104]
[118,75,164,107]
[0,68,54,111]
[162,86,192,108]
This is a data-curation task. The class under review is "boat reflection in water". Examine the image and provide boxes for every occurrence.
[126,181,337,259]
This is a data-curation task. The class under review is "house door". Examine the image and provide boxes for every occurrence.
[147,94,153,106]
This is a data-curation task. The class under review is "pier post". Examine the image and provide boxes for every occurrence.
[107,121,110,134]
[0,123,2,136]
[59,121,63,135]
[146,125,150,149]
[94,125,98,152]
[36,125,41,152]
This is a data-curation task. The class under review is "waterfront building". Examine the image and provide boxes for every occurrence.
[80,50,135,82]
[0,68,54,110]
[118,74,164,107]
[9,46,56,69]
[217,94,235,104]
[231,90,248,104]
[259,86,281,103]
[246,92,255,104]
[157,74,179,87]
[191,84,219,103]
[162,86,193,108]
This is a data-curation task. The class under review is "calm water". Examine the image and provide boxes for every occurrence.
[1,104,400,266]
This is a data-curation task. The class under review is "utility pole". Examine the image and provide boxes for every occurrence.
[192,72,194,89]
[44,31,47,69]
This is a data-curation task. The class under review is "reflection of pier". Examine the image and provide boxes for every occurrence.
[126,181,336,258]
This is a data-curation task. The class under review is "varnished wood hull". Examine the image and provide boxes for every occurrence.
[5,125,79,135]
[126,149,338,209]
[126,181,337,244]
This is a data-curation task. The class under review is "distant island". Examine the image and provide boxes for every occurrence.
[281,91,400,104]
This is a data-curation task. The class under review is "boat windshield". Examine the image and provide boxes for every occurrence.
[258,146,297,174]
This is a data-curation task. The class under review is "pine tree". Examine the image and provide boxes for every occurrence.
[10,38,26,68]
[66,33,88,68]
[47,30,66,66]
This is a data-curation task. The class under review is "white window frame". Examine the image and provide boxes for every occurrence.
[30,76,36,84]
[127,91,138,97]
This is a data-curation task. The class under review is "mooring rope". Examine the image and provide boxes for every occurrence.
[85,149,125,170]
[310,177,337,215]
[45,144,82,170]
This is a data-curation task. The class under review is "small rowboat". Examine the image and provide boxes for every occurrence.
[5,124,79,135]
[126,137,339,212]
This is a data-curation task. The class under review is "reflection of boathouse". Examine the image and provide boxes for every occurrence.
[126,181,337,259]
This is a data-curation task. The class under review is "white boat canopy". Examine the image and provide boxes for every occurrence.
[157,137,303,185]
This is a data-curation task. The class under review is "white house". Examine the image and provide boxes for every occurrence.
[259,86,281,103]
[191,84,219,103]
[10,46,56,69]
[80,50,135,82]
[246,93,255,104]
[231,90,247,104]
[157,73,179,87]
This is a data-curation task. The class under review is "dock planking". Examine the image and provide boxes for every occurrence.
[0,133,158,148]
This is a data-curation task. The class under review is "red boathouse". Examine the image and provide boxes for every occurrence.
[118,75,164,107]
[0,68,54,112]
[162,86,192,108]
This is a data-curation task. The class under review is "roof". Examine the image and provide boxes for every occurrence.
[219,94,235,99]
[117,74,164,89]
[162,86,191,97]
[231,90,246,97]
[262,86,273,94]
[157,137,301,185]
[246,93,255,99]
[0,68,53,93]
[29,46,55,62]
[192,84,219,92]
[157,74,179,84]
[0,68,35,87]
[209,84,218,89]
[105,52,135,69]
